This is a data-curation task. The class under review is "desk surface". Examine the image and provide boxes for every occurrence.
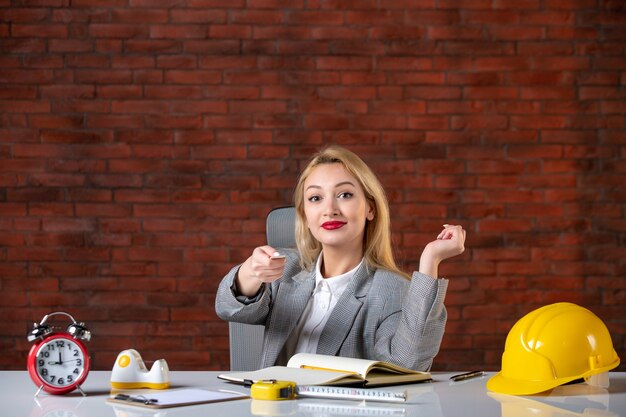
[6,370,626,417]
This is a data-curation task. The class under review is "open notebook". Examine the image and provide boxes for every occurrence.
[219,353,431,387]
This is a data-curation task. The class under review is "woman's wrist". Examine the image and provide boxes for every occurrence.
[418,248,441,279]
[235,258,263,297]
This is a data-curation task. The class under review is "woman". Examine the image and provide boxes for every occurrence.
[215,145,466,371]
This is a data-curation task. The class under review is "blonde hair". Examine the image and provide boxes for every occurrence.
[293,145,408,279]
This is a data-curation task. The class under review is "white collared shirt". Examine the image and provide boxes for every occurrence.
[286,253,363,355]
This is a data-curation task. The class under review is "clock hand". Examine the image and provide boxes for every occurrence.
[47,352,63,365]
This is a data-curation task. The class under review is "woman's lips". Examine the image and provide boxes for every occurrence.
[321,221,346,230]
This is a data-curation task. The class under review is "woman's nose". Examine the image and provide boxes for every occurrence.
[322,198,339,216]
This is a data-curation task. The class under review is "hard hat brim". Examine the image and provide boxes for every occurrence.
[487,357,621,396]
[486,371,582,396]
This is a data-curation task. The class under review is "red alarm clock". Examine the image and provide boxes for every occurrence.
[26,312,91,396]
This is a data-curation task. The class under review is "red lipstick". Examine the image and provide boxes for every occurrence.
[322,221,346,230]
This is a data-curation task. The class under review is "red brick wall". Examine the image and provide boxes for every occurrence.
[1,1,624,372]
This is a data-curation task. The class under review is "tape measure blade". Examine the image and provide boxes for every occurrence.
[296,385,407,403]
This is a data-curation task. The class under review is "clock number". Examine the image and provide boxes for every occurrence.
[73,349,79,357]
[41,368,48,376]
[40,351,50,358]
[76,359,82,366]
[73,368,79,375]
[58,377,65,385]
[56,340,65,348]
[38,359,44,367]
[49,375,56,384]
[67,375,73,383]
[47,344,55,351]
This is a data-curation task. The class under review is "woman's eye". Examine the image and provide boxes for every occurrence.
[307,195,320,202]
[338,192,353,199]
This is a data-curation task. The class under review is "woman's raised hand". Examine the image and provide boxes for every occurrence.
[235,245,286,297]
[419,224,466,279]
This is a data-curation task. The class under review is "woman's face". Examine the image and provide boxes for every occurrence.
[302,163,374,253]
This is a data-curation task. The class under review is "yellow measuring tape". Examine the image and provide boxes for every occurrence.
[251,379,408,403]
[250,380,296,401]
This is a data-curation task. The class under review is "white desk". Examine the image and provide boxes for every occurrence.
[6,371,626,417]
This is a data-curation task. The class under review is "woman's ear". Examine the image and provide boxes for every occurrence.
[367,203,375,221]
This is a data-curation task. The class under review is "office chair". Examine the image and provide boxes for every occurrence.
[228,206,296,371]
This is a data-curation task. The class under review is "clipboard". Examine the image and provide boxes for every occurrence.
[106,388,248,409]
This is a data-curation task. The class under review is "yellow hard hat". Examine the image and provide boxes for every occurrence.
[487,302,620,395]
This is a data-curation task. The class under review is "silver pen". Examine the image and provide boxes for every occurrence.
[450,370,484,382]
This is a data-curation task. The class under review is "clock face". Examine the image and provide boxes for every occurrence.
[31,335,88,391]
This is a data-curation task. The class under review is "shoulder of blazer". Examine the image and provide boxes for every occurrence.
[371,268,410,292]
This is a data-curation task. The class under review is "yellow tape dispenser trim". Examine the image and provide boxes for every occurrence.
[251,380,296,401]
[110,381,170,390]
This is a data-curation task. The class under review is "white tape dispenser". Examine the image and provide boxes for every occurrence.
[110,349,170,390]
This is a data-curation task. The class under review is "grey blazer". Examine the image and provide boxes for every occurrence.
[215,249,448,371]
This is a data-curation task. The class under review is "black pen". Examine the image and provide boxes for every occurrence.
[449,370,484,382]
[114,394,159,405]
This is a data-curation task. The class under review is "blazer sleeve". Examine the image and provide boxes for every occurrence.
[374,271,448,372]
[214,249,301,326]
[214,264,272,326]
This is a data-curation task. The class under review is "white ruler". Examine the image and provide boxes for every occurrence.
[296,385,407,403]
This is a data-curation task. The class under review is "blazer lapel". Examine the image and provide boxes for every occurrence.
[262,269,315,367]
[316,263,373,356]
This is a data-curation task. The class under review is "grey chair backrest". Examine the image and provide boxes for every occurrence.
[228,206,296,371]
